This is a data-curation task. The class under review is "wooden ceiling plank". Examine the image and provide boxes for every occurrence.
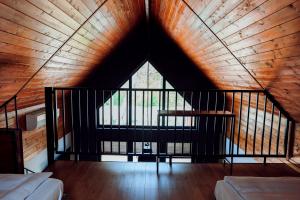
[0,30,57,54]
[0,17,62,48]
[0,42,52,60]
[205,0,243,28]
[48,0,87,24]
[0,2,68,42]
[224,1,300,46]
[26,0,81,31]
[198,0,224,22]
[0,0,74,36]
[212,0,267,33]
[66,0,94,18]
[7,0,145,108]
[201,31,300,61]
[217,0,297,39]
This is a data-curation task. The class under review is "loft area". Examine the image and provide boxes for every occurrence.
[1,1,299,199]
[0,0,300,200]
[0,1,299,199]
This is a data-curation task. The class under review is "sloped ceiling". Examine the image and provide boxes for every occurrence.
[0,0,300,122]
[152,0,300,121]
[0,0,145,108]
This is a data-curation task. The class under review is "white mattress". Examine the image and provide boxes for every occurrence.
[0,172,63,200]
[215,180,242,200]
[215,176,300,200]
[26,178,63,200]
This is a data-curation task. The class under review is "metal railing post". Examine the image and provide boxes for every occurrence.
[45,87,55,165]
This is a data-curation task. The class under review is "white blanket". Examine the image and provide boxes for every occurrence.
[215,176,300,200]
[26,178,63,200]
[0,172,53,200]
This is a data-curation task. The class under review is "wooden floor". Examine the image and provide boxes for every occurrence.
[47,161,300,200]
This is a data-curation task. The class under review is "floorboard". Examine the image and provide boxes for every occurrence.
[46,161,300,200]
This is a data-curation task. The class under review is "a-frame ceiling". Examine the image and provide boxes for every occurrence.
[0,0,145,108]
[152,0,300,121]
[0,0,300,122]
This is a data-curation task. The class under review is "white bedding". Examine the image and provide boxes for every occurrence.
[215,180,242,200]
[0,172,63,200]
[215,176,300,200]
[26,178,63,200]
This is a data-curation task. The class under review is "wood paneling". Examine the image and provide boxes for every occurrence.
[0,0,145,109]
[0,0,144,163]
[1,0,300,162]
[231,93,288,156]
[152,0,300,122]
[0,103,67,161]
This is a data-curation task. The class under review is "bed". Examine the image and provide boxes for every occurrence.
[215,176,300,200]
[0,172,63,200]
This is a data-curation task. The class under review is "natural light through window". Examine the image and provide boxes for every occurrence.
[98,61,193,127]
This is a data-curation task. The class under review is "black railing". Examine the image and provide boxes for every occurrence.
[0,95,19,129]
[45,87,293,171]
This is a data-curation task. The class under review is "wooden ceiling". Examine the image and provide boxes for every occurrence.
[0,0,300,122]
[0,0,145,108]
[152,0,300,121]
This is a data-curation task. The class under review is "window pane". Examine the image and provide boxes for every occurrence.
[166,81,174,89]
[148,64,163,89]
[98,61,194,127]
[121,80,129,88]
[132,62,163,89]
[132,63,148,88]
[99,90,128,125]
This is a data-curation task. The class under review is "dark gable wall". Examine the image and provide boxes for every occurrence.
[149,20,217,90]
[80,20,148,89]
[81,19,217,91]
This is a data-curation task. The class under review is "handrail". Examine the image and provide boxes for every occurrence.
[0,95,19,129]
[53,87,265,93]
[0,95,17,109]
[263,90,293,121]
[45,87,293,166]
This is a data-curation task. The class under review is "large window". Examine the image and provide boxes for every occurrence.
[98,61,193,127]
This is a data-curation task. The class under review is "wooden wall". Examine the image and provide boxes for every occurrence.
[0,0,145,163]
[1,0,300,162]
[0,100,67,162]
[0,0,145,109]
[0,104,46,161]
[232,93,288,156]
[151,0,300,159]
[152,0,300,123]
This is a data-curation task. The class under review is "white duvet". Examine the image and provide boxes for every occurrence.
[0,172,57,200]
[215,176,300,200]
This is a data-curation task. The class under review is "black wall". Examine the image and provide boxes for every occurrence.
[80,20,148,89]
[148,20,216,90]
[80,18,217,91]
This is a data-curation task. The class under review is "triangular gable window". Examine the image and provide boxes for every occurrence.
[99,61,193,126]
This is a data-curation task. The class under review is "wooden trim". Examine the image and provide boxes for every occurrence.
[158,110,235,117]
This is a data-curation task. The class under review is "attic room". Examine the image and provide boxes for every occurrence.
[0,0,300,199]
